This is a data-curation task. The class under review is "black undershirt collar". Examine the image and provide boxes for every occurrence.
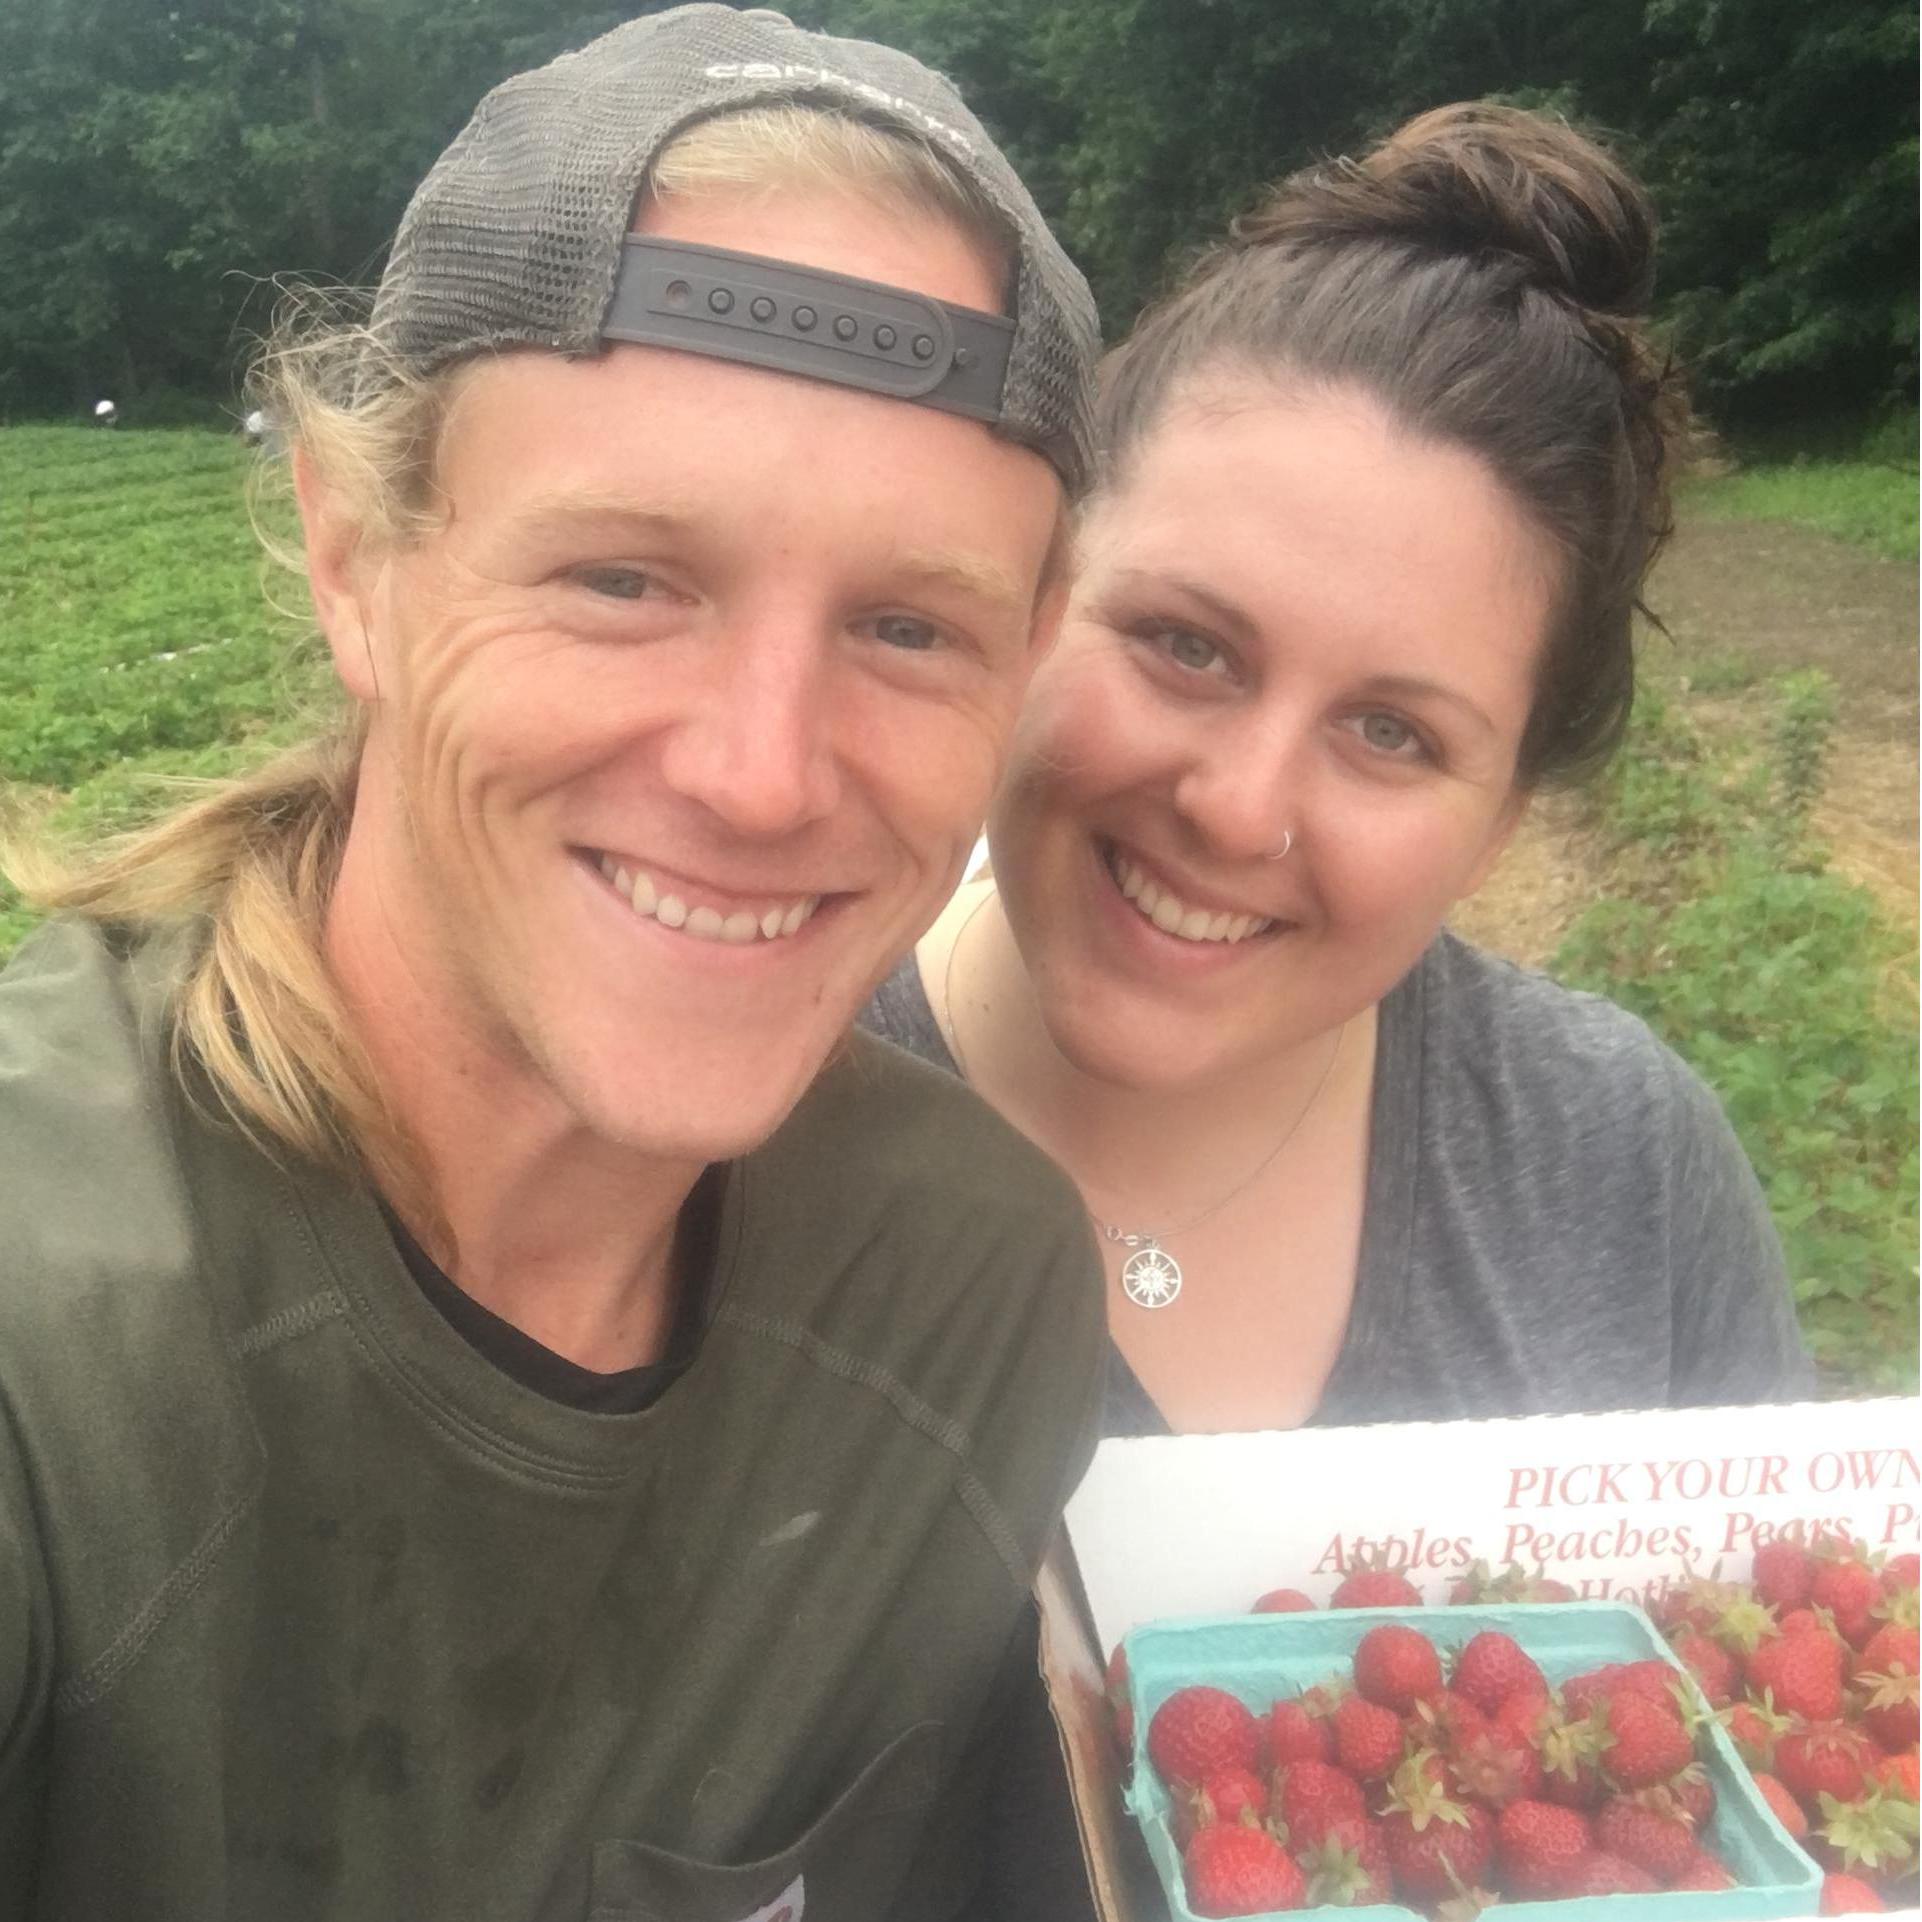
[382,1163,726,1416]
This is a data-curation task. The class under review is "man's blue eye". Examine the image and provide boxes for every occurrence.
[874,614,941,651]
[576,567,656,600]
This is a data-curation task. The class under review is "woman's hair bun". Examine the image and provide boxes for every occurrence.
[1240,102,1658,316]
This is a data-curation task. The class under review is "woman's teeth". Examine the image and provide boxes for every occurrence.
[596,853,819,944]
[1111,850,1273,945]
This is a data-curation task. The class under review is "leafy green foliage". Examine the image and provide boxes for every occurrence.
[1555,674,1919,1394]
[1,0,1911,420]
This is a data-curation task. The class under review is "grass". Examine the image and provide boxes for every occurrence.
[1679,414,1920,562]
[0,424,328,947]
[1554,675,1918,1393]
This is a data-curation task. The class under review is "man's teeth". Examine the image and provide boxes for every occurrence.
[597,854,818,944]
[1111,851,1273,945]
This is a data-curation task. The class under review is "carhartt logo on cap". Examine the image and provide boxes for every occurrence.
[729,1873,803,1922]
[702,61,974,154]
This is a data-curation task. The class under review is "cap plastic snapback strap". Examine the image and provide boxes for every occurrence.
[601,236,1014,423]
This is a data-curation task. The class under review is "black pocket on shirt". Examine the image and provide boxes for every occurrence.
[586,1720,948,1922]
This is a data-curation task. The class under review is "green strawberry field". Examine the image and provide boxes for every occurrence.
[0,424,1915,1392]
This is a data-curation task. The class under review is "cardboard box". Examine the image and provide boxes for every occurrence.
[1038,1395,1922,1922]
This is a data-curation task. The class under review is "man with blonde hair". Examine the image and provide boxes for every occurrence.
[0,9,1103,1917]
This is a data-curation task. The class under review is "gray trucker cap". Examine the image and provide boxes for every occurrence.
[372,4,1098,492]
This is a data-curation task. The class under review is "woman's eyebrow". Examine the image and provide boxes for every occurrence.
[1359,675,1500,736]
[1105,568,1259,642]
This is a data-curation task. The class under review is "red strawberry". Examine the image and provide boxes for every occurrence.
[1564,1850,1660,1894]
[1330,1562,1423,1610]
[1671,1629,1738,1706]
[1611,1659,1690,1717]
[1753,1538,1819,1611]
[1252,1587,1317,1613]
[1671,1845,1738,1890]
[1355,1624,1444,1712]
[1874,1751,1919,1800]
[1383,1804,1496,1903]
[1776,1724,1876,1810]
[1493,1688,1552,1751]
[1148,1686,1265,1788]
[1296,1815,1395,1907]
[1379,1762,1496,1904]
[1272,1759,1366,1849]
[1453,1632,1546,1717]
[1537,1704,1610,1809]
[1332,1693,1407,1784]
[1594,1794,1699,1881]
[1822,1872,1886,1915]
[1723,1697,1789,1768]
[1447,1560,1576,1605]
[1753,1771,1811,1840]
[1446,1725,1543,1811]
[1881,1552,1919,1597]
[1665,1765,1717,1828]
[1813,1556,1885,1649]
[1857,1664,1920,1752]
[1408,1689,1489,1752]
[1602,1691,1694,1789]
[1182,1767,1270,1839]
[1268,1698,1334,1771]
[1653,1576,1735,1637]
[1748,1628,1847,1721]
[1559,1665,1621,1720]
[1856,1620,1918,1678]
[1184,1822,1309,1917]
[1853,1621,1919,1751]
[1497,1798,1593,1898]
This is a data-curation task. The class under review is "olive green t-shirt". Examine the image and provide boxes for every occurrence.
[0,922,1105,1922]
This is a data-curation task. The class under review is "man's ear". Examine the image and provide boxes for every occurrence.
[293,448,382,704]
[1460,787,1533,900]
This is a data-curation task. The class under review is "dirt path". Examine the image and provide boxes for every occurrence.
[1452,518,1919,968]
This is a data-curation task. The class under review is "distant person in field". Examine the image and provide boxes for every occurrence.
[0,8,1105,1919]
[866,104,1815,1436]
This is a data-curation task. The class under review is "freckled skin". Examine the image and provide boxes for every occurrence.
[988,378,1553,1098]
[313,185,1063,1174]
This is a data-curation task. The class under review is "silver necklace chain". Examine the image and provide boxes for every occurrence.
[939,882,1345,1310]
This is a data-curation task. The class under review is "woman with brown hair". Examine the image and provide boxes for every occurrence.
[868,101,1811,1444]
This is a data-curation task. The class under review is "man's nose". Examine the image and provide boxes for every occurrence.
[658,619,842,838]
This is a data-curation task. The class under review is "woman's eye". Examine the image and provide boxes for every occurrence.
[870,613,943,652]
[1141,623,1227,676]
[1352,711,1427,757]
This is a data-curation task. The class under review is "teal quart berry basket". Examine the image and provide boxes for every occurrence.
[1123,1600,1821,1922]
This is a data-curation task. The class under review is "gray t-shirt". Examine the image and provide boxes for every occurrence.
[862,928,1814,1434]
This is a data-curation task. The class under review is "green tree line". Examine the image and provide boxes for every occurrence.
[0,0,1913,428]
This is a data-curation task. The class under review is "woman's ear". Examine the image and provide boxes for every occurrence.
[293,448,382,704]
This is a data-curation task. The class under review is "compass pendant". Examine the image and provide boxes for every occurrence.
[1120,1241,1183,1309]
